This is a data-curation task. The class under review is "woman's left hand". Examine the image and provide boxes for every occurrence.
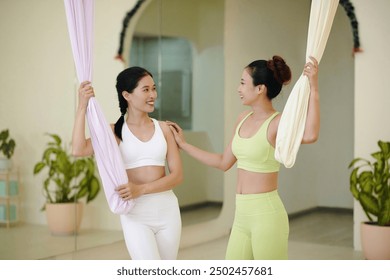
[115,182,144,200]
[166,121,186,148]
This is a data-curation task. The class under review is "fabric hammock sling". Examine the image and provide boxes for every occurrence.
[275,0,339,168]
[64,0,134,214]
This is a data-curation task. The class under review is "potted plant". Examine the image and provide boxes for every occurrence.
[33,133,101,235]
[349,140,390,259]
[0,129,16,170]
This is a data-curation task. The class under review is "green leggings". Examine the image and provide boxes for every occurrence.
[225,190,289,260]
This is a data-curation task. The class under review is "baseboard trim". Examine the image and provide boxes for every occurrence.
[180,201,223,212]
[288,206,353,220]
[180,203,352,218]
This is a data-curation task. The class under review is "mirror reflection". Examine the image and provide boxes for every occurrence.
[0,0,225,260]
[128,0,225,226]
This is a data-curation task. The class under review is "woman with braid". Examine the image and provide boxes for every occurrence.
[72,67,183,260]
[167,55,319,259]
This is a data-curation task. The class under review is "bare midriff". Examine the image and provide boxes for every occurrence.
[236,169,278,194]
[126,166,166,185]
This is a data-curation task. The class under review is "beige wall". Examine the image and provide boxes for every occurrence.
[1,0,386,252]
[353,0,390,250]
[0,0,137,230]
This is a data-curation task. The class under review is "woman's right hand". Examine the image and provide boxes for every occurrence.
[166,121,186,148]
[115,181,144,200]
[303,56,319,91]
[78,81,95,109]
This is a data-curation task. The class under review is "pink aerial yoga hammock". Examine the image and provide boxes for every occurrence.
[275,0,339,168]
[64,0,134,214]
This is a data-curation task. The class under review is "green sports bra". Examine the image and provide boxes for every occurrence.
[232,111,280,173]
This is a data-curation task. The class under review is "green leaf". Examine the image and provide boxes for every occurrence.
[0,129,8,140]
[33,162,46,174]
[358,170,373,181]
[350,167,358,185]
[378,198,390,226]
[374,183,383,194]
[56,152,70,173]
[43,147,57,163]
[348,158,369,169]
[359,192,380,216]
[78,176,89,188]
[77,184,88,199]
[349,168,360,199]
[87,177,100,202]
[47,133,62,146]
[378,141,390,160]
[358,171,374,193]
[350,183,359,200]
[361,179,374,194]
[371,151,383,162]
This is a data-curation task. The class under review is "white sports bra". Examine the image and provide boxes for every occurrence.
[119,118,167,169]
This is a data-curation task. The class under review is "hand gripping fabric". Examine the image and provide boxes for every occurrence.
[64,0,134,214]
[275,0,339,168]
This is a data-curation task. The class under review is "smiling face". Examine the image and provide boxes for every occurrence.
[124,75,157,113]
[237,68,261,106]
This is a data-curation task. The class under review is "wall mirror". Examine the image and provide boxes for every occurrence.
[127,0,225,227]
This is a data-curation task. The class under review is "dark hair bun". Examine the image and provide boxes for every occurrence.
[267,55,292,85]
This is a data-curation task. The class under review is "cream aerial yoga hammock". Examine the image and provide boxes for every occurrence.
[64,0,134,214]
[275,0,339,168]
[63,0,338,214]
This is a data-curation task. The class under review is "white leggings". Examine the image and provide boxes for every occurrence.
[120,190,181,260]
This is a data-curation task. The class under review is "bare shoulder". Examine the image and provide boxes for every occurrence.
[158,120,172,136]
[237,110,252,123]
[110,123,121,144]
[272,112,281,126]
[227,110,251,137]
[158,120,178,149]
[269,113,281,137]
[158,120,168,130]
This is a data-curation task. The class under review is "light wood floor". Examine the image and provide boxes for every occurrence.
[0,207,363,260]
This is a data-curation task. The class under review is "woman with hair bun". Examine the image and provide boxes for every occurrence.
[72,67,183,260]
[167,55,319,259]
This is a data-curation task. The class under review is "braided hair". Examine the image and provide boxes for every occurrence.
[114,66,153,140]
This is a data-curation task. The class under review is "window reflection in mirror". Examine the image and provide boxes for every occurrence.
[130,36,192,130]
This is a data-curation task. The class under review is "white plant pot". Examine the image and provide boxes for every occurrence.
[45,202,84,236]
[361,222,390,260]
